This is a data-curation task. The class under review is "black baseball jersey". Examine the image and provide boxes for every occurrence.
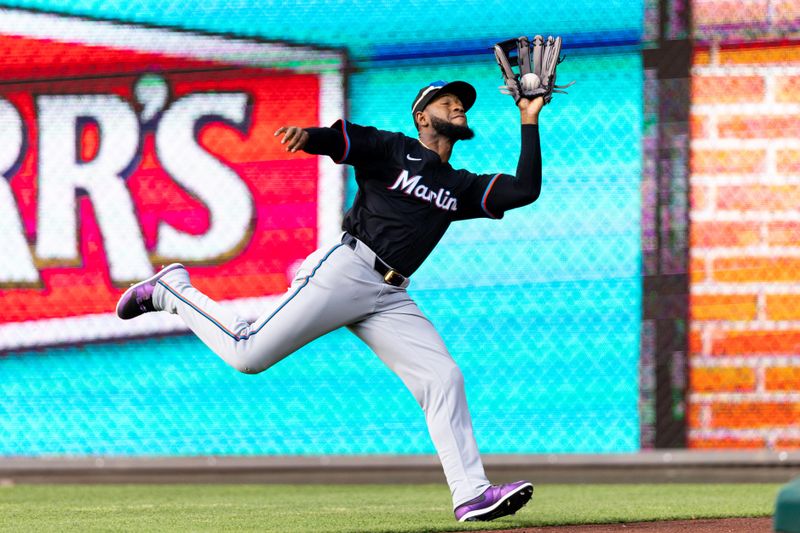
[305,120,541,277]
[331,119,509,276]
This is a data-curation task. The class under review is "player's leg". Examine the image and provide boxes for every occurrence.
[348,293,532,520]
[118,242,375,373]
[347,297,492,506]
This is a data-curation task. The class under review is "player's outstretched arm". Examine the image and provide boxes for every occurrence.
[274,125,345,160]
[481,97,543,215]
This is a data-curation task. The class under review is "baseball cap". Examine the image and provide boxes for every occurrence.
[411,80,477,118]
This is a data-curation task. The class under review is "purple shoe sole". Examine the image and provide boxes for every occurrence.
[115,263,184,320]
[457,482,534,522]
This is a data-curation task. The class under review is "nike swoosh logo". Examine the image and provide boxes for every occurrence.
[406,154,422,161]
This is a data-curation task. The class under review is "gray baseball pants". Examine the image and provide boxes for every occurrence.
[152,234,491,507]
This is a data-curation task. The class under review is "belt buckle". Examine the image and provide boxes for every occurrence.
[384,270,402,286]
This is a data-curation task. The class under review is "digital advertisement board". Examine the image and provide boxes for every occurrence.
[0,4,645,456]
[0,9,346,350]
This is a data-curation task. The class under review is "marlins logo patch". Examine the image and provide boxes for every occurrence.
[388,170,458,212]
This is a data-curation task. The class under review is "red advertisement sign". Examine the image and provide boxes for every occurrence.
[0,10,346,349]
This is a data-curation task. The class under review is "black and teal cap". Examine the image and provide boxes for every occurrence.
[411,80,477,117]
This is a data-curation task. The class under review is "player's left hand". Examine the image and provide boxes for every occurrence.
[518,96,544,125]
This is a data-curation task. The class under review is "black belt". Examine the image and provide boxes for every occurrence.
[342,233,407,287]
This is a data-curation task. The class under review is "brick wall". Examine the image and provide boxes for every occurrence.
[689,42,800,449]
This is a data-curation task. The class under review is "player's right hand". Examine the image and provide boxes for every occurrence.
[518,96,544,125]
[274,126,309,153]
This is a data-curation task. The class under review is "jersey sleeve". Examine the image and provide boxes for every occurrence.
[454,125,542,221]
[451,170,511,221]
[328,119,400,167]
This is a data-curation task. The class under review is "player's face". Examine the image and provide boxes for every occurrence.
[428,94,468,127]
[424,93,475,141]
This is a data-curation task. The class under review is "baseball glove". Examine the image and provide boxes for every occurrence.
[494,35,573,104]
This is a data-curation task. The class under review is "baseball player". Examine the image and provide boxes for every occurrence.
[117,79,543,522]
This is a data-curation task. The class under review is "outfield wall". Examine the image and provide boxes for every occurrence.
[0,2,643,456]
[0,0,798,458]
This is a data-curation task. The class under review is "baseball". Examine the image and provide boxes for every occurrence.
[521,73,541,91]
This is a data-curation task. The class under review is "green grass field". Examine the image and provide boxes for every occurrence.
[0,483,779,532]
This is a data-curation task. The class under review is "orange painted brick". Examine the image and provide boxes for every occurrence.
[703,44,800,65]
[766,294,800,321]
[691,366,756,392]
[709,401,800,428]
[713,257,800,283]
[778,149,800,174]
[690,221,760,247]
[690,256,708,283]
[688,403,704,428]
[711,329,800,355]
[690,185,711,211]
[688,436,765,449]
[718,115,800,139]
[692,76,765,104]
[693,0,769,26]
[690,114,710,139]
[691,293,758,321]
[694,50,711,66]
[716,185,800,211]
[692,149,766,175]
[765,366,800,391]
[775,439,800,450]
[767,222,800,246]
[689,330,703,355]
[776,76,800,103]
